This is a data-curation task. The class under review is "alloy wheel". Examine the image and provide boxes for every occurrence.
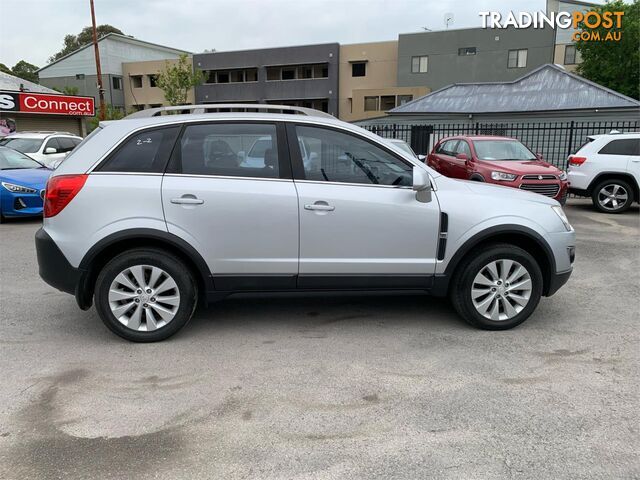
[597,184,628,211]
[108,265,181,331]
[471,259,532,321]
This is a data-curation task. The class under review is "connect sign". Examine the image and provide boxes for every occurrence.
[0,91,95,116]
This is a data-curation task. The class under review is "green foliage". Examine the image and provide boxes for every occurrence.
[575,0,639,99]
[0,60,40,83]
[155,54,203,106]
[48,25,125,63]
[88,104,126,131]
[53,85,80,95]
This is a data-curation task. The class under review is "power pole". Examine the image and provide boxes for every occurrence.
[90,0,106,120]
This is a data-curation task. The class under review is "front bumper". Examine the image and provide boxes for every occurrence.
[35,228,84,298]
[546,269,572,296]
[1,190,44,217]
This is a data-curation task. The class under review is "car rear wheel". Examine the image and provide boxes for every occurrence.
[450,243,543,330]
[95,248,197,342]
[591,179,634,214]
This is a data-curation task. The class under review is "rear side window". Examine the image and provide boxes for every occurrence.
[171,123,280,178]
[97,126,180,173]
[598,139,640,156]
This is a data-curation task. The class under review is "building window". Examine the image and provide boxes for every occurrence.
[411,56,428,73]
[148,74,158,87]
[112,76,122,90]
[131,75,142,88]
[265,63,329,81]
[397,95,413,106]
[564,45,579,65]
[458,47,476,56]
[351,62,366,77]
[380,96,396,111]
[508,49,527,68]
[203,68,259,83]
[364,96,379,111]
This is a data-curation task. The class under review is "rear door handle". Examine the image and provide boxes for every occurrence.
[304,204,335,211]
[171,196,204,205]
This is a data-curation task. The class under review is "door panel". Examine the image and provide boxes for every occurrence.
[295,181,440,275]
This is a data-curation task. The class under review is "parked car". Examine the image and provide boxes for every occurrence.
[0,131,82,168]
[0,146,51,222]
[427,136,569,204]
[567,132,639,213]
[35,104,575,342]
[385,138,426,162]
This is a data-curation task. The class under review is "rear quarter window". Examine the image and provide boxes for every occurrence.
[598,138,640,156]
[96,126,181,173]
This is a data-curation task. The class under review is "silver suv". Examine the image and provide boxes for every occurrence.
[35,105,575,342]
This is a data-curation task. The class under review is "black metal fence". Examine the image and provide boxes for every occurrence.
[364,120,639,169]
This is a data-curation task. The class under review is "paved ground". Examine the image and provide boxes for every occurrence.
[0,198,638,480]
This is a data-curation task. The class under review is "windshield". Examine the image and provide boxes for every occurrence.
[473,140,536,161]
[0,147,44,169]
[0,137,44,153]
[391,141,416,157]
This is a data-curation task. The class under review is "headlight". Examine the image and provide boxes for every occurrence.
[1,182,37,194]
[552,205,573,231]
[491,171,517,181]
[558,171,567,181]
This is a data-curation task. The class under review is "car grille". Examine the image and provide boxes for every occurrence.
[520,183,560,197]
[522,174,557,180]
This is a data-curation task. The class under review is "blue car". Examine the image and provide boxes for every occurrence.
[0,146,52,222]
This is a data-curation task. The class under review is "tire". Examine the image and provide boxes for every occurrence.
[94,248,197,342]
[449,243,543,330]
[591,178,634,214]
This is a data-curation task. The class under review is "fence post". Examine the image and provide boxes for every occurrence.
[566,120,575,159]
[475,122,479,135]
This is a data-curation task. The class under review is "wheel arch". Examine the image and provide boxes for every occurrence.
[435,225,556,297]
[587,172,639,200]
[76,229,213,309]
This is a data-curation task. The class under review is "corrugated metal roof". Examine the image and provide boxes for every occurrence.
[0,71,60,94]
[390,64,640,114]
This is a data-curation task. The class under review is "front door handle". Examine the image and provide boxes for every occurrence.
[304,203,335,211]
[171,196,204,205]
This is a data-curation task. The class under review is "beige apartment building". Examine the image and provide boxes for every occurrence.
[339,41,428,122]
[122,59,195,112]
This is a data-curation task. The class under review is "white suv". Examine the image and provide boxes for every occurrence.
[35,104,575,342]
[568,132,640,213]
[0,131,82,167]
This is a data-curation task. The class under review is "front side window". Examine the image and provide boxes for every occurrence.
[98,126,180,173]
[508,49,527,68]
[44,138,61,153]
[472,140,536,161]
[173,123,280,178]
[456,140,471,157]
[411,55,428,73]
[57,137,78,153]
[598,139,640,156]
[294,125,412,186]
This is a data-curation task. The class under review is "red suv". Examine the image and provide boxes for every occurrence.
[427,136,568,204]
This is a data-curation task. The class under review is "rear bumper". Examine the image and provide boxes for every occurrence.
[35,228,87,305]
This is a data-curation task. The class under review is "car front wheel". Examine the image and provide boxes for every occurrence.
[94,248,197,342]
[591,179,634,214]
[450,243,543,330]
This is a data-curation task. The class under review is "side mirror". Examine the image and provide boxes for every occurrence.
[417,154,426,162]
[412,166,432,203]
[536,153,544,160]
[44,147,57,154]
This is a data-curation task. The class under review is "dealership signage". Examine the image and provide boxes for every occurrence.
[0,91,95,116]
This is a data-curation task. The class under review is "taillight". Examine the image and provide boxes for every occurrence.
[568,156,587,166]
[43,174,88,218]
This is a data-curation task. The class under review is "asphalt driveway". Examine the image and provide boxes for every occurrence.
[0,198,638,479]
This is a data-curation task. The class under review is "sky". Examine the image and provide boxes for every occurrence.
[0,0,573,68]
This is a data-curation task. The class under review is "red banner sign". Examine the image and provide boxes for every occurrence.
[0,91,95,116]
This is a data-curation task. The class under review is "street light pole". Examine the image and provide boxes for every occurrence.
[90,0,106,120]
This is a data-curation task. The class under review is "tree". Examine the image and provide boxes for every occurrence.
[11,60,39,83]
[575,0,639,99]
[156,54,203,106]
[48,25,125,63]
[88,104,126,131]
[0,63,12,75]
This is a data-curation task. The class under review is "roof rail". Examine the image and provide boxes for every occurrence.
[124,103,335,120]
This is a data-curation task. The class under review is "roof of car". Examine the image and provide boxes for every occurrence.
[438,135,516,142]
[4,132,81,139]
